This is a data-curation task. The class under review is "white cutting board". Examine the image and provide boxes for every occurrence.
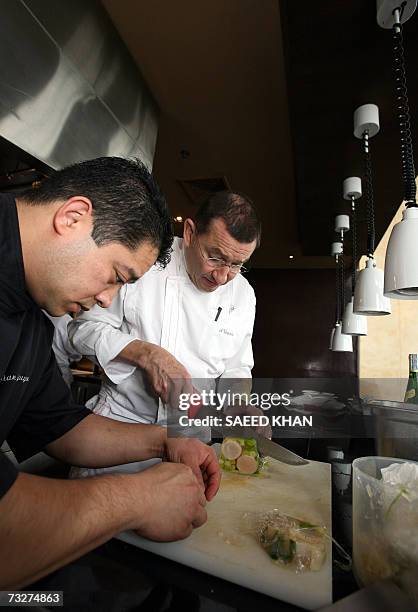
[118,450,332,610]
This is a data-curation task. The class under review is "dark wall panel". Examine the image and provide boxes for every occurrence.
[248,268,357,378]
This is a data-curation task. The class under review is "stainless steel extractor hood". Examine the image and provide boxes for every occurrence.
[0,0,158,170]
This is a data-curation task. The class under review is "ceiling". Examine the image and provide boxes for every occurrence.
[102,0,303,268]
[4,0,414,269]
[280,0,418,259]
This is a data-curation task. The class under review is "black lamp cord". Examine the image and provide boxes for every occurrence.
[335,236,346,324]
[351,196,357,297]
[340,251,345,322]
[363,131,376,257]
[335,257,340,324]
[392,7,417,207]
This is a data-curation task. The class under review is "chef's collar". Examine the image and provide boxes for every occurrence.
[178,237,193,280]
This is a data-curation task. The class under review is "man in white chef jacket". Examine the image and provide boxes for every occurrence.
[68,191,260,475]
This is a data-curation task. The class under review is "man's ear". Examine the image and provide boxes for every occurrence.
[183,218,196,247]
[52,196,93,237]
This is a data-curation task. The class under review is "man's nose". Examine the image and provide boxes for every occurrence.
[212,266,230,285]
[95,285,119,308]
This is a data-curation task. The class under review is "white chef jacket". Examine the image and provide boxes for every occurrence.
[44,313,82,386]
[68,237,255,438]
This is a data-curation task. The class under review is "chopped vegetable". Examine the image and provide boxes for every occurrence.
[259,512,326,572]
[221,439,242,460]
[236,454,258,474]
[219,437,262,475]
[268,536,296,563]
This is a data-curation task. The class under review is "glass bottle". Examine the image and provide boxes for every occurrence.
[404,353,418,404]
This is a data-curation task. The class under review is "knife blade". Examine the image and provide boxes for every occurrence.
[219,425,309,466]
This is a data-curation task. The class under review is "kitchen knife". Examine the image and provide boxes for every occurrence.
[219,425,309,466]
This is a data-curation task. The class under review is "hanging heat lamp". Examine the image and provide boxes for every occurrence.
[329,241,342,349]
[352,104,391,316]
[342,177,368,335]
[330,230,353,352]
[381,2,418,298]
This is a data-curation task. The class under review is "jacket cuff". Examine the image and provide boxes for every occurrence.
[96,336,139,384]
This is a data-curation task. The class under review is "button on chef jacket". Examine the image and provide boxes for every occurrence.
[0,194,91,498]
[68,237,256,429]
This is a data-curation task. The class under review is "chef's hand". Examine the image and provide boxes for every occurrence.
[164,438,221,501]
[120,340,196,405]
[223,405,272,439]
[132,462,207,541]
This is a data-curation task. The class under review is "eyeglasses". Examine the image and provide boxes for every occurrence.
[194,233,248,274]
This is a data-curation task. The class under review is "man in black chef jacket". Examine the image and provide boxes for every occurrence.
[0,156,220,589]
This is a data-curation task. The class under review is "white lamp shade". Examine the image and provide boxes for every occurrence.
[384,206,418,299]
[353,104,380,139]
[335,214,350,233]
[329,326,336,350]
[343,176,362,200]
[342,298,368,335]
[331,323,353,352]
[331,241,343,256]
[353,258,391,315]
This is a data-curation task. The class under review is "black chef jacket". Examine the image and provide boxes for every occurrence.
[0,194,91,498]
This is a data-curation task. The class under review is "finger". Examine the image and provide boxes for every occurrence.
[197,487,207,507]
[190,464,205,491]
[169,379,188,412]
[183,378,195,397]
[201,450,222,501]
[158,378,169,404]
[177,378,191,405]
[178,524,193,541]
[192,505,207,529]
[205,471,221,502]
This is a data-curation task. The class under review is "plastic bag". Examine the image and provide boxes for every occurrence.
[240,510,327,572]
[382,461,418,505]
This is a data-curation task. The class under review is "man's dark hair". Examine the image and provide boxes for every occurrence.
[21,157,173,267]
[194,191,261,247]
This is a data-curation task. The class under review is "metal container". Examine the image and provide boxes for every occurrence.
[363,399,418,460]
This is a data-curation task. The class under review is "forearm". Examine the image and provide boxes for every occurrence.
[0,471,140,589]
[46,414,166,467]
[118,338,152,368]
